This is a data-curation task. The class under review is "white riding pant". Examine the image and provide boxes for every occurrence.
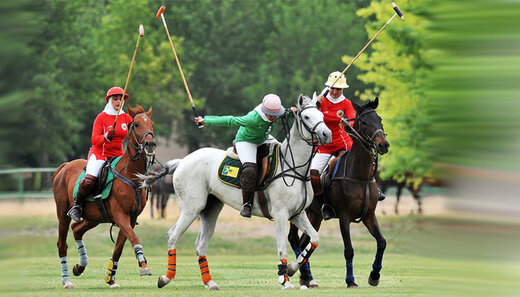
[310,153,333,174]
[85,154,106,177]
[235,135,279,164]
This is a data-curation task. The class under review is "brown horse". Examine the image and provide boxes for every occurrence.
[288,98,390,288]
[53,105,156,289]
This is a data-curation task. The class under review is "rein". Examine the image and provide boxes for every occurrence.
[266,102,324,218]
[332,108,383,223]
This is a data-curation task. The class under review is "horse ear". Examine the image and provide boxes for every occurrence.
[372,97,379,109]
[298,94,304,107]
[311,92,318,105]
[146,106,153,118]
[127,105,136,117]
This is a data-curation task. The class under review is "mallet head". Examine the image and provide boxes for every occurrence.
[392,2,405,21]
[156,5,166,18]
[139,24,144,37]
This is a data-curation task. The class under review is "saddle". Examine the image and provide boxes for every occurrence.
[74,156,122,201]
[217,143,280,220]
[321,150,348,193]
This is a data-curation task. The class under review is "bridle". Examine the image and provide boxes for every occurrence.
[293,103,326,146]
[128,113,156,163]
[342,109,385,154]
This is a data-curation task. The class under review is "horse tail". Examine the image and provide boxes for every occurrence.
[137,159,181,188]
[165,159,181,175]
[52,162,68,181]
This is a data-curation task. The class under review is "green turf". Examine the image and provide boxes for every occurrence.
[0,214,518,296]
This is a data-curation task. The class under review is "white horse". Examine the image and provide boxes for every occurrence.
[141,94,332,290]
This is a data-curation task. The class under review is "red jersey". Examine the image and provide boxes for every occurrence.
[317,95,356,154]
[88,112,133,159]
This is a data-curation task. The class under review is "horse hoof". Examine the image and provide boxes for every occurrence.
[109,283,121,288]
[368,271,380,286]
[63,280,74,289]
[281,282,295,290]
[287,261,299,277]
[347,281,358,288]
[72,264,85,276]
[308,280,319,288]
[205,280,219,290]
[158,275,171,288]
[140,267,152,276]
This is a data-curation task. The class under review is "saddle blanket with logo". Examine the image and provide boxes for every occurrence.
[73,156,122,201]
[217,144,280,189]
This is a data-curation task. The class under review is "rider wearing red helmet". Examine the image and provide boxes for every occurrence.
[67,87,133,222]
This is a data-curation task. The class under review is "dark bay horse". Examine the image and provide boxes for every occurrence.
[149,174,175,218]
[53,105,156,289]
[288,98,390,288]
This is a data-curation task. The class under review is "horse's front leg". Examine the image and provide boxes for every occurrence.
[70,220,99,278]
[103,230,126,288]
[339,216,357,288]
[111,213,151,277]
[288,208,322,288]
[362,212,386,286]
[273,212,296,290]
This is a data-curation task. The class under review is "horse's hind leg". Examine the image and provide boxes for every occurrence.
[158,209,199,288]
[57,213,74,289]
[70,220,99,278]
[363,213,386,286]
[194,195,223,290]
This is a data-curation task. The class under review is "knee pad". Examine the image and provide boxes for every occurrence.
[240,162,258,192]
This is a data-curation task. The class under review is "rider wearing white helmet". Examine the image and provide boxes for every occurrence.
[195,94,296,217]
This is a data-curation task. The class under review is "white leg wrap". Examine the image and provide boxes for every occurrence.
[75,240,89,267]
[133,244,146,263]
[60,256,69,283]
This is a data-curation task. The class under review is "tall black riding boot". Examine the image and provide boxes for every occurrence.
[67,174,97,223]
[311,169,335,220]
[239,162,258,218]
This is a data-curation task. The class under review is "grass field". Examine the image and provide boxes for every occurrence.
[0,199,519,297]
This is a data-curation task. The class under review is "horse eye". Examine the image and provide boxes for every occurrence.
[304,115,309,120]
[135,123,139,128]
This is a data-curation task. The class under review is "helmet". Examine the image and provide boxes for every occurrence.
[261,94,285,116]
[325,71,349,89]
[105,86,129,102]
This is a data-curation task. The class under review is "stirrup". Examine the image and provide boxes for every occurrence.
[321,204,335,220]
[67,205,83,223]
[240,203,252,218]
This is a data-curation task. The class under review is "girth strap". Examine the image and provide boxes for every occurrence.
[109,166,142,219]
[93,195,112,223]
[256,190,273,220]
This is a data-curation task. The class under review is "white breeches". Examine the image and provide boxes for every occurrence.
[235,135,279,164]
[310,153,332,174]
[85,154,106,177]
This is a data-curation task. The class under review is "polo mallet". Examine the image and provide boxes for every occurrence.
[156,5,202,127]
[327,2,405,92]
[113,24,144,129]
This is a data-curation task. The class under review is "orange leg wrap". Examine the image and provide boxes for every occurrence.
[198,256,213,284]
[166,249,176,279]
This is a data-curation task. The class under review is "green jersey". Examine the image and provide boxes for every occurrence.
[204,106,275,144]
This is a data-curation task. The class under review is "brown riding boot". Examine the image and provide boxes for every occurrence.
[310,169,323,196]
[239,162,258,218]
[67,174,97,223]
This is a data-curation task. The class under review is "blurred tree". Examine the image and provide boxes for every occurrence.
[351,0,435,187]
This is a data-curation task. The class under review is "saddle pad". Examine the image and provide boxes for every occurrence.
[73,156,122,201]
[217,144,280,189]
